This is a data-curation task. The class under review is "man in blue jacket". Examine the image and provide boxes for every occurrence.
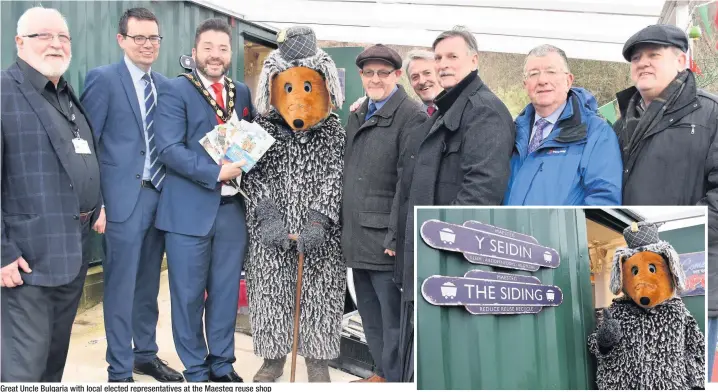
[504,44,622,205]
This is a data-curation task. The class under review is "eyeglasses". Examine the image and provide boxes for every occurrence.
[23,33,71,44]
[361,69,395,79]
[124,34,162,45]
[524,69,569,81]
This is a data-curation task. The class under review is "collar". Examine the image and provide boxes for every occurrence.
[16,57,67,93]
[368,85,398,112]
[196,70,225,90]
[434,70,478,114]
[123,55,151,84]
[533,101,566,127]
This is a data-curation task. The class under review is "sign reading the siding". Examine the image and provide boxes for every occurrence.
[420,219,560,271]
[421,270,563,314]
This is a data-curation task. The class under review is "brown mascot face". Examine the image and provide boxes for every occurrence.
[270,66,330,131]
[622,251,674,308]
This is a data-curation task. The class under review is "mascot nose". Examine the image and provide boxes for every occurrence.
[293,119,305,129]
[640,297,650,306]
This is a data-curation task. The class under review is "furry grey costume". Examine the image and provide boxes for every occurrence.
[241,27,346,378]
[588,222,704,390]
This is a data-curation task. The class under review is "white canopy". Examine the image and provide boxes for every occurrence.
[201,0,673,63]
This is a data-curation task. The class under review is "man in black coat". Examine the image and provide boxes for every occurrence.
[1,7,103,381]
[613,27,718,357]
[342,44,426,383]
[394,27,516,381]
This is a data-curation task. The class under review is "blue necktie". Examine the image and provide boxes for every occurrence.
[365,102,377,121]
[142,74,165,190]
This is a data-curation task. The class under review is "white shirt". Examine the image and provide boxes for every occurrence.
[196,71,238,196]
[124,56,155,180]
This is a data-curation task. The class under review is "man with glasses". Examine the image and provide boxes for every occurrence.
[80,8,182,382]
[342,44,426,383]
[1,7,102,381]
[504,44,622,205]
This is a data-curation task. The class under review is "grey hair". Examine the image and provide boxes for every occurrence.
[403,49,435,74]
[432,25,479,55]
[17,6,68,36]
[524,44,571,74]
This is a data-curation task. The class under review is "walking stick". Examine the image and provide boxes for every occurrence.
[290,251,305,382]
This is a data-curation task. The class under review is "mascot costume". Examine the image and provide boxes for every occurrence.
[242,26,346,382]
[588,221,704,389]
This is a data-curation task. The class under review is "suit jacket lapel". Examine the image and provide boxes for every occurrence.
[117,61,145,134]
[10,65,73,177]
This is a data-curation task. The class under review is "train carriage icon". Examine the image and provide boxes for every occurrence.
[544,251,553,263]
[441,282,457,299]
[439,228,456,244]
[546,289,555,301]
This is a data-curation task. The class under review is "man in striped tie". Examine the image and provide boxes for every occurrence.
[81,8,182,382]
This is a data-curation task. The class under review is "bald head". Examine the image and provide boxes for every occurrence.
[15,7,71,85]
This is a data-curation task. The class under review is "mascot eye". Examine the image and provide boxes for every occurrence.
[304,82,312,92]
[284,83,293,93]
[648,264,656,273]
[631,266,639,275]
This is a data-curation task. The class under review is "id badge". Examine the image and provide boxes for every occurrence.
[72,138,92,155]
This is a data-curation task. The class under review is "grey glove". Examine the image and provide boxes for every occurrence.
[297,210,329,253]
[256,199,290,250]
[597,308,623,355]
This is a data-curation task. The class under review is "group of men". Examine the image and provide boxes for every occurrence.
[1,7,251,383]
[2,3,718,386]
[342,23,718,384]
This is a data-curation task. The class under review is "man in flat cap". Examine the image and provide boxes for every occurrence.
[614,26,718,363]
[341,44,426,383]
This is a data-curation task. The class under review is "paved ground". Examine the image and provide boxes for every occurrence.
[63,270,359,383]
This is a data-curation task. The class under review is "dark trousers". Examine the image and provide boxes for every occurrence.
[1,219,92,382]
[165,199,247,382]
[103,188,164,379]
[353,269,402,381]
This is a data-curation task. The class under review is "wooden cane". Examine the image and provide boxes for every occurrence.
[290,251,305,382]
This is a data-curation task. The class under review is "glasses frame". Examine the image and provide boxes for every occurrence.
[124,34,163,45]
[361,69,396,79]
[524,69,570,81]
[23,33,71,44]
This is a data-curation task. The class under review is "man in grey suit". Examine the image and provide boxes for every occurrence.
[1,6,102,381]
[81,7,182,383]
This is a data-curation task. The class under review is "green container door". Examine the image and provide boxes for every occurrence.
[417,208,596,390]
[322,47,364,126]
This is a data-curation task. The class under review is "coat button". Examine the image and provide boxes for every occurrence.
[73,215,79,220]
[669,118,674,122]
[69,184,73,189]
[625,169,629,173]
[140,151,145,155]
[136,174,141,179]
[411,155,415,159]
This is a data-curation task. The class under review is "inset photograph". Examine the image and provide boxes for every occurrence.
[416,207,706,390]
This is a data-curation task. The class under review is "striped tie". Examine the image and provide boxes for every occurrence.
[143,73,165,190]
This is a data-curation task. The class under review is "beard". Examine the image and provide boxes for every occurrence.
[25,50,71,79]
[196,55,229,79]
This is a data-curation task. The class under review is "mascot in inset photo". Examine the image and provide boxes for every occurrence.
[588,221,705,390]
[242,26,346,382]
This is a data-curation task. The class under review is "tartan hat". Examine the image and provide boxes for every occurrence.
[278,26,317,61]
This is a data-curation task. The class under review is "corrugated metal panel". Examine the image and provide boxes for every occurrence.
[416,208,596,390]
[1,1,278,91]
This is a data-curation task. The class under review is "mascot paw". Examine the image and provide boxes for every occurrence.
[256,199,290,250]
[597,308,623,354]
[297,210,329,253]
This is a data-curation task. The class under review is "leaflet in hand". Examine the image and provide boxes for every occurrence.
[199,119,275,172]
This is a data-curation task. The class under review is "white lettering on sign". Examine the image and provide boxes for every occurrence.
[464,284,496,300]
[476,235,532,259]
[500,286,543,301]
